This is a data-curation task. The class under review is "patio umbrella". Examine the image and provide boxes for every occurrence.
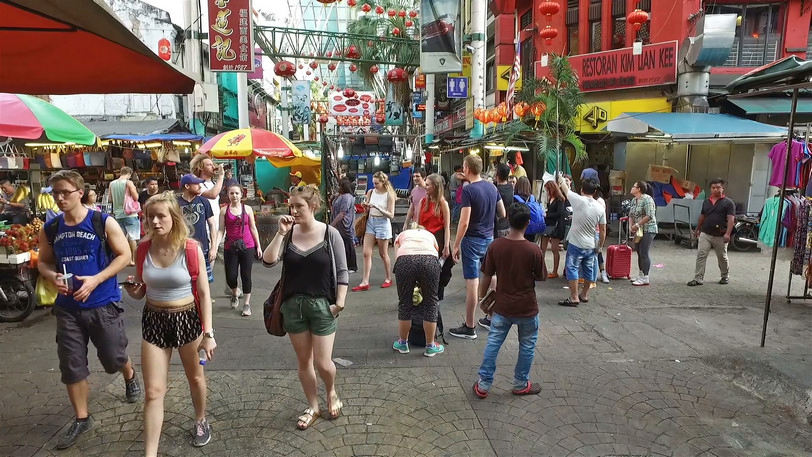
[0,0,194,95]
[198,128,320,167]
[0,93,97,145]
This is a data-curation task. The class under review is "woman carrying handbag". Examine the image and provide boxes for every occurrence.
[216,184,262,316]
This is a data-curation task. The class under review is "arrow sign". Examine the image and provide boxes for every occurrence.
[447,77,468,98]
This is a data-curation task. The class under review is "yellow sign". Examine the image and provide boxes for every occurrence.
[497,65,522,91]
[577,98,671,133]
[450,52,472,78]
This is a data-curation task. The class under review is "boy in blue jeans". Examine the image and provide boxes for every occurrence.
[473,203,547,398]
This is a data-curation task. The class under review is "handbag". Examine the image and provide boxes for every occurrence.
[229,204,248,254]
[264,231,293,337]
[541,225,556,237]
[354,209,369,236]
[124,191,141,215]
[478,288,496,314]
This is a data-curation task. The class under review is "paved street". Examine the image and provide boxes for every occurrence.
[1,239,810,456]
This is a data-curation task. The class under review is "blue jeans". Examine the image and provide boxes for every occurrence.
[565,244,597,282]
[460,236,492,279]
[477,313,539,391]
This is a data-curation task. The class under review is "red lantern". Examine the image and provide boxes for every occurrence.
[537,1,560,22]
[387,68,408,82]
[274,60,296,77]
[314,76,320,81]
[349,63,358,72]
[408,10,417,18]
[347,0,357,6]
[306,70,312,75]
[309,61,318,69]
[405,20,413,27]
[398,10,406,17]
[531,102,547,120]
[343,88,356,98]
[326,51,333,57]
[328,63,337,71]
[298,63,304,69]
[316,0,337,4]
[375,113,385,124]
[375,5,384,14]
[496,102,508,121]
[319,115,329,124]
[387,9,396,17]
[361,3,371,12]
[474,108,483,122]
[323,81,328,86]
[369,65,379,74]
[158,38,171,61]
[392,27,401,36]
[539,26,559,44]
[627,8,649,32]
[488,109,500,124]
[345,45,360,59]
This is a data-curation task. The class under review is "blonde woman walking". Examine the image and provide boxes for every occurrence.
[353,171,396,291]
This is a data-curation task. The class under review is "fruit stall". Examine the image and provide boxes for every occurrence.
[0,219,42,322]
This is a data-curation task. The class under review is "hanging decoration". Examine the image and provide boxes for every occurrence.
[531,102,546,120]
[537,1,560,22]
[361,3,371,13]
[627,8,649,38]
[405,20,413,27]
[375,5,384,14]
[274,60,296,77]
[347,0,357,6]
[317,0,337,4]
[309,61,318,70]
[387,9,397,17]
[392,27,401,36]
[408,10,417,18]
[158,38,171,61]
[369,65,379,74]
[398,10,407,17]
[319,115,329,124]
[540,26,558,44]
[349,63,358,72]
[387,68,408,82]
[345,45,360,59]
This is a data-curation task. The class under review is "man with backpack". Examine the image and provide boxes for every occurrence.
[38,170,141,450]
[178,174,218,286]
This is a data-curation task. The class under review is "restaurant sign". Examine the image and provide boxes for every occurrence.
[535,41,678,92]
[208,0,254,72]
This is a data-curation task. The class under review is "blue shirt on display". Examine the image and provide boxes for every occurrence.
[461,180,501,239]
[178,195,214,252]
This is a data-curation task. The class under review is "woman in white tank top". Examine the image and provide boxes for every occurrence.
[352,171,397,291]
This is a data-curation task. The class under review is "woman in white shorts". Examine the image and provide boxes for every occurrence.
[352,171,396,291]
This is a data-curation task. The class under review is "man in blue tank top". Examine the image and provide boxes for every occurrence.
[37,170,141,450]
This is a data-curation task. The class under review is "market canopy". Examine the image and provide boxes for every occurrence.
[0,0,195,95]
[80,119,203,141]
[199,128,321,168]
[0,93,97,145]
[726,56,812,94]
[727,97,812,115]
[607,112,787,142]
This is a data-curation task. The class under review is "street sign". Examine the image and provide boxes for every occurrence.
[447,77,468,98]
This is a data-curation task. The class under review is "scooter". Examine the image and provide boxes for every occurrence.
[730,214,760,252]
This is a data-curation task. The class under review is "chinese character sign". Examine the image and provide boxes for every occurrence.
[208,0,254,72]
[384,84,404,126]
[290,80,312,125]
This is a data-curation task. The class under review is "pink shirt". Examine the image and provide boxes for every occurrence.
[224,205,256,250]
[769,141,805,187]
[395,229,438,257]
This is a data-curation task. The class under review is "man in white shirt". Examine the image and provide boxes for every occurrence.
[190,154,224,276]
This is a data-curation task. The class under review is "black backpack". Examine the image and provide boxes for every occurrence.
[44,211,113,261]
[408,305,446,347]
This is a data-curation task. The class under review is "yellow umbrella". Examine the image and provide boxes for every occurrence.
[198,128,319,168]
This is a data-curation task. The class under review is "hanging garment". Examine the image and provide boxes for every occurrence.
[769,140,806,187]
[791,200,811,275]
[759,196,782,247]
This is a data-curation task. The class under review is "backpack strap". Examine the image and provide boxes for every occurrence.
[324,224,336,302]
[44,213,62,246]
[91,210,113,260]
[136,239,151,282]
[185,239,202,323]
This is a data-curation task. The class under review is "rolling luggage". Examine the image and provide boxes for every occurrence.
[606,217,632,279]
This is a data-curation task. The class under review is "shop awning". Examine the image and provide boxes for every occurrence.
[727,97,812,115]
[81,119,182,138]
[607,112,787,142]
[0,0,195,95]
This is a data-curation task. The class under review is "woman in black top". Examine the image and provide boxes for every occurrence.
[541,180,568,278]
[262,185,348,430]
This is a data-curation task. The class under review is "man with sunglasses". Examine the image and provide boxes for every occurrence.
[37,170,141,450]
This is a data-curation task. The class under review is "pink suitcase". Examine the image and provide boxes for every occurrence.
[606,217,632,279]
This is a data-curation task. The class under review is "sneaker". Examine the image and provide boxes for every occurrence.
[193,418,212,447]
[449,323,477,339]
[632,275,650,286]
[225,287,242,298]
[392,339,410,354]
[601,271,610,284]
[477,317,491,331]
[229,296,239,310]
[241,304,252,316]
[630,271,642,283]
[424,343,445,357]
[125,373,142,403]
[55,416,95,449]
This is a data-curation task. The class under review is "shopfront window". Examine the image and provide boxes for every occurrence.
[590,21,602,53]
[706,3,781,67]
[567,25,579,55]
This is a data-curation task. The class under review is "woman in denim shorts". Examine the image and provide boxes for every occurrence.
[123,192,217,454]
[262,185,349,430]
[352,171,396,291]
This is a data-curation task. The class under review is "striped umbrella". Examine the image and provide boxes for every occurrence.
[0,93,97,145]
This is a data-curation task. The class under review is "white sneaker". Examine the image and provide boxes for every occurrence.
[230,296,239,309]
[241,304,252,316]
[601,271,610,284]
[630,271,642,283]
[225,287,243,298]
[632,275,650,286]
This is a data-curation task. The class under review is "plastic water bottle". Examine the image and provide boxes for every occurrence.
[198,349,207,366]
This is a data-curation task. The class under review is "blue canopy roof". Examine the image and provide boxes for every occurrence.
[103,133,204,141]
[607,113,787,141]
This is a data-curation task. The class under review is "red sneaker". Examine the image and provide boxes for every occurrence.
[351,284,370,292]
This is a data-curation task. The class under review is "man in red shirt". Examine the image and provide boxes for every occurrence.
[688,178,735,286]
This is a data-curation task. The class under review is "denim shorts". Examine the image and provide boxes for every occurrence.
[565,244,597,282]
[281,295,337,336]
[366,216,392,240]
[116,216,141,241]
[460,236,492,280]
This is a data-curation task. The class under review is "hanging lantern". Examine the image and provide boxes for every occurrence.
[274,60,296,77]
[306,70,312,75]
[326,51,333,57]
[539,26,559,45]
[345,45,361,59]
[531,102,546,120]
[405,20,413,27]
[314,76,320,81]
[328,62,337,71]
[361,3,371,12]
[316,0,337,4]
[496,102,508,121]
[627,8,649,32]
[298,63,304,69]
[375,113,385,124]
[387,9,397,17]
[489,109,501,124]
[369,65,379,74]
[474,107,483,122]
[343,88,356,98]
[398,10,407,17]
[309,61,318,70]
[537,1,560,22]
[514,101,529,118]
[319,115,329,124]
[408,10,417,18]
[347,0,357,6]
[392,27,401,36]
[349,63,358,72]
[330,85,335,89]
[375,5,384,14]
[158,38,171,61]
[387,68,408,82]
[323,81,328,86]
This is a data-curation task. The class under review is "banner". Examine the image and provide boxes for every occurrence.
[247,49,263,80]
[420,0,462,74]
[384,84,404,126]
[290,80,311,125]
[208,0,254,72]
[328,90,375,117]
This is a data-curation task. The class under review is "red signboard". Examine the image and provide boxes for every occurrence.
[534,41,678,92]
[208,0,254,72]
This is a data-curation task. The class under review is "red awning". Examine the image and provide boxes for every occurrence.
[0,0,195,95]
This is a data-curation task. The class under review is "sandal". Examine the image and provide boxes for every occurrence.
[557,298,579,307]
[547,273,559,279]
[578,295,589,303]
[327,394,343,419]
[296,408,320,430]
[512,381,542,395]
[686,280,703,287]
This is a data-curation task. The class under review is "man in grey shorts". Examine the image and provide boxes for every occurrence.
[37,170,141,450]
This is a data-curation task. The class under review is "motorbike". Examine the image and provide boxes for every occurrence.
[730,214,760,252]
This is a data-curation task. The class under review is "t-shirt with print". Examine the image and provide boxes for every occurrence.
[177,195,214,253]
[566,192,606,249]
[480,238,545,318]
[461,180,501,239]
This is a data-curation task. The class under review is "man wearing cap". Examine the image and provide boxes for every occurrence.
[178,174,218,284]
[283,171,307,197]
[189,154,224,252]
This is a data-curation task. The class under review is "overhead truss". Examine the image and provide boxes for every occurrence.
[254,26,419,67]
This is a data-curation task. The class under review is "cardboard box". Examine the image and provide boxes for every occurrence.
[647,165,678,183]
[609,170,626,195]
[680,179,701,196]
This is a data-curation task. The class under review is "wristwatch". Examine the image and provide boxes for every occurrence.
[203,329,215,339]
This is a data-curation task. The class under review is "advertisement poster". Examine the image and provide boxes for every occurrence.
[419,0,462,74]
[328,90,375,117]
[384,84,404,126]
[290,80,311,125]
[208,0,254,72]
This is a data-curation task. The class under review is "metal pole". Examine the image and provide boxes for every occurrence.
[425,74,436,143]
[470,0,486,139]
[237,73,249,129]
[761,87,799,347]
[281,83,290,139]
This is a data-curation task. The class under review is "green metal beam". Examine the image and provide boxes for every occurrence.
[254,26,419,67]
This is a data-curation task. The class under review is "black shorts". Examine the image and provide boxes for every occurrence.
[55,303,130,385]
[142,302,202,349]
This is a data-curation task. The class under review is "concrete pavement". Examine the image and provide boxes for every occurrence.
[0,238,810,456]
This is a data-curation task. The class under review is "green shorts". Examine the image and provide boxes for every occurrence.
[281,295,337,336]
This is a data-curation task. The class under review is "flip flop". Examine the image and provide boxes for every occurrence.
[327,394,343,419]
[296,408,320,430]
[557,298,579,307]
[512,382,542,396]
[578,295,589,303]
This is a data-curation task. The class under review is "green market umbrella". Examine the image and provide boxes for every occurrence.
[0,93,97,145]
